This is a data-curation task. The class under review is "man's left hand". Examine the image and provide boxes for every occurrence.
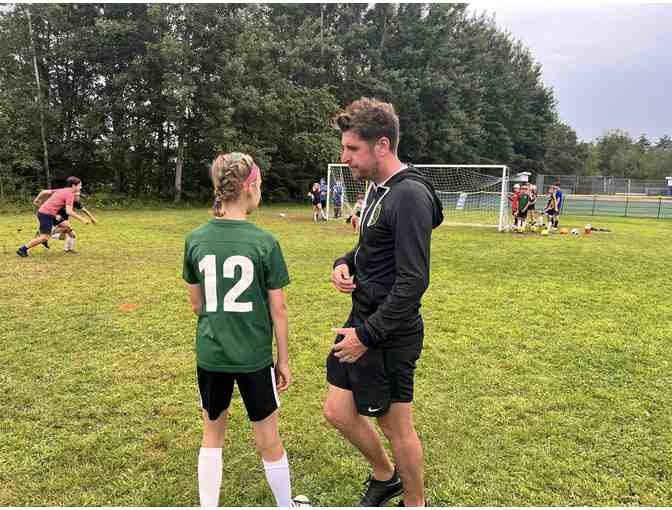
[332,327,367,363]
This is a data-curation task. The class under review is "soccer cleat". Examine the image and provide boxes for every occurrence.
[16,246,28,257]
[42,239,50,249]
[291,495,311,507]
[359,468,403,507]
[64,250,80,255]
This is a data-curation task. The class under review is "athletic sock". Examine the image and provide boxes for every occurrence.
[263,452,291,507]
[198,448,223,507]
[64,236,75,251]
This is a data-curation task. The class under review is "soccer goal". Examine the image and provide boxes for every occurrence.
[326,164,510,230]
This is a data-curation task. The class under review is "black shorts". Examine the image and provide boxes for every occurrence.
[197,364,279,422]
[326,314,423,417]
[320,199,327,208]
[517,209,528,219]
[37,212,55,234]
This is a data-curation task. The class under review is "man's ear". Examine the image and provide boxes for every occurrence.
[375,137,391,156]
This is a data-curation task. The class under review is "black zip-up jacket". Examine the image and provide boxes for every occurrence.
[334,165,444,348]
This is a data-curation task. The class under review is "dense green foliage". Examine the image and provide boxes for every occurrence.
[1,4,559,199]
[2,206,671,505]
[2,4,669,200]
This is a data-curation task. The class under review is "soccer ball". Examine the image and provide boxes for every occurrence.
[559,227,569,235]
[571,228,580,236]
[541,229,549,236]
[584,224,592,234]
[279,213,286,218]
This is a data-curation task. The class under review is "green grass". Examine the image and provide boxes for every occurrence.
[1,205,671,506]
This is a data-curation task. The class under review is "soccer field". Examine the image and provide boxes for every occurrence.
[1,205,671,506]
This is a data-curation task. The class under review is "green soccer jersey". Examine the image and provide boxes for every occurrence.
[182,219,290,373]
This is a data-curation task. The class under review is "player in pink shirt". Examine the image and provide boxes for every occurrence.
[17,176,90,257]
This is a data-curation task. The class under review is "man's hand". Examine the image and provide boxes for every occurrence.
[331,264,356,294]
[332,327,367,363]
[275,362,291,392]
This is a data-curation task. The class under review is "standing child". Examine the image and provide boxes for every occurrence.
[517,184,531,231]
[332,179,344,219]
[543,185,559,229]
[307,183,325,222]
[183,152,308,507]
[508,183,521,229]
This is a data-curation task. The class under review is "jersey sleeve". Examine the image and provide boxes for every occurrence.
[182,236,200,285]
[264,240,290,290]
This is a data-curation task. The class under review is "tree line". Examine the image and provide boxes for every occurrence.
[1,4,668,202]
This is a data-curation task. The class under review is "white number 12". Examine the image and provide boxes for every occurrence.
[198,255,254,313]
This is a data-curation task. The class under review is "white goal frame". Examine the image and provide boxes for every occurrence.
[326,164,510,231]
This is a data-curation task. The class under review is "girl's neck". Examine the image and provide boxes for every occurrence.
[216,202,249,221]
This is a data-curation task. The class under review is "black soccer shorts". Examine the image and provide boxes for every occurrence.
[326,316,423,417]
[197,364,279,422]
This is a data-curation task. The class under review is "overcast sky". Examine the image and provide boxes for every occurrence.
[468,2,672,143]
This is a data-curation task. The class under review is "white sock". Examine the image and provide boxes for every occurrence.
[263,452,291,507]
[198,448,223,507]
[64,236,75,251]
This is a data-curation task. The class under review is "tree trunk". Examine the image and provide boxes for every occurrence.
[174,131,184,202]
[27,7,51,188]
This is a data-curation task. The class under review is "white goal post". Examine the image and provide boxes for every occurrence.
[326,164,510,231]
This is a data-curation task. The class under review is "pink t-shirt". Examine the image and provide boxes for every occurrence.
[38,188,75,217]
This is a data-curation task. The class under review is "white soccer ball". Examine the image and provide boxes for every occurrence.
[571,228,580,236]
[279,213,286,218]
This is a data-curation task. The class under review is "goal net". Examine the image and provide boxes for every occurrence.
[326,164,510,230]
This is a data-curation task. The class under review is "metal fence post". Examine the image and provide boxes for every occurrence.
[592,195,597,216]
[625,195,629,217]
[658,197,662,219]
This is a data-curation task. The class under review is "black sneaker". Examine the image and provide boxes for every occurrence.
[16,246,28,257]
[359,468,403,507]
[42,239,50,249]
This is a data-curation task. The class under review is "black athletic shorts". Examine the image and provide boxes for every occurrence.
[517,209,528,219]
[197,364,279,422]
[326,313,423,417]
[37,212,55,234]
[320,198,327,208]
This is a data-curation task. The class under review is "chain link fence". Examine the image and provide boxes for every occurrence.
[532,175,672,219]
[536,174,672,196]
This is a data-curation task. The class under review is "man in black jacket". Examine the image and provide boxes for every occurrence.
[323,98,443,507]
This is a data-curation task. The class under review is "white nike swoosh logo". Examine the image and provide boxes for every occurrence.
[368,407,382,413]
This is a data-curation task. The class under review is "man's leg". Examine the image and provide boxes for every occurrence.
[377,403,425,507]
[323,384,395,482]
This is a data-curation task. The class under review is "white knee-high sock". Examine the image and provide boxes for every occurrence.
[198,448,223,507]
[263,452,291,507]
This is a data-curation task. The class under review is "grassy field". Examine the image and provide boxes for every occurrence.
[1,205,671,506]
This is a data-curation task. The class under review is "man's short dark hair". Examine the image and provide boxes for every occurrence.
[334,97,400,152]
[65,176,81,187]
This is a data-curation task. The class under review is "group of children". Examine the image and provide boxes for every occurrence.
[509,182,563,232]
[16,176,97,257]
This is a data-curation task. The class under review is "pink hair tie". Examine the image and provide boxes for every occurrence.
[243,164,259,186]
